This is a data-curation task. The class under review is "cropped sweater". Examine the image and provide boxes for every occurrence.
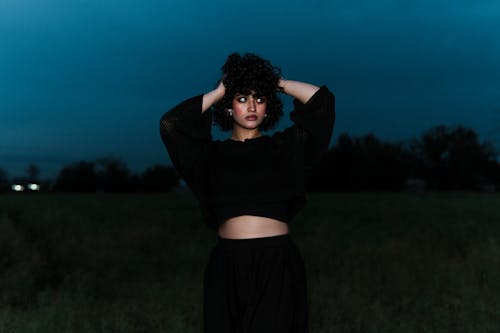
[159,85,335,231]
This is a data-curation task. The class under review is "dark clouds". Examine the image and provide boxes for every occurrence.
[1,0,499,178]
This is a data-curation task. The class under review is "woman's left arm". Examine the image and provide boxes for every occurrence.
[273,78,336,182]
[278,79,320,103]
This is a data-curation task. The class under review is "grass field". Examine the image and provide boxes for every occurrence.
[1,192,500,332]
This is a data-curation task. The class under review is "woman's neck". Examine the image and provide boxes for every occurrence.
[231,128,262,141]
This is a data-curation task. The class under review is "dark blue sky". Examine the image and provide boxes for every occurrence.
[1,0,500,179]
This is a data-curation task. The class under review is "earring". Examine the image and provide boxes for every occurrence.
[264,114,268,117]
[226,108,233,116]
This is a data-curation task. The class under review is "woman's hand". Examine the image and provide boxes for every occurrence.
[278,78,288,92]
[215,80,226,102]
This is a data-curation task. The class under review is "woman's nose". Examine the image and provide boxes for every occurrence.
[248,99,256,111]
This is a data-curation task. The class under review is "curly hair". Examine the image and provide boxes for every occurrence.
[212,52,284,132]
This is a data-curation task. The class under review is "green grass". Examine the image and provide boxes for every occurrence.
[1,192,500,332]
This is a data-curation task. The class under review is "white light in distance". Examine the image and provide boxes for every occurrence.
[11,184,25,192]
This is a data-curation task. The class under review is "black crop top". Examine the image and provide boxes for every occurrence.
[160,85,335,231]
[214,200,289,225]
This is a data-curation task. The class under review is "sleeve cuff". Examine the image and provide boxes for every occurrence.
[289,85,335,126]
[161,94,212,140]
[292,85,334,113]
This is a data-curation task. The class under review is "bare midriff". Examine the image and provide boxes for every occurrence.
[217,215,290,239]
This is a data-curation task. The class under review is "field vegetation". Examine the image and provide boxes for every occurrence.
[1,192,500,332]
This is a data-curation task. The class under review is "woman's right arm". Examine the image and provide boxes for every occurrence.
[159,82,224,196]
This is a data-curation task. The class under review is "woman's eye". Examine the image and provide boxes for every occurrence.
[256,97,266,103]
[237,97,247,103]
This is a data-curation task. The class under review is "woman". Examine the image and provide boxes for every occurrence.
[160,52,335,333]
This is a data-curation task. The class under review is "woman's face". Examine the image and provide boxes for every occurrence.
[231,91,267,130]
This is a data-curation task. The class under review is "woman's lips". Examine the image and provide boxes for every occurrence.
[246,116,257,121]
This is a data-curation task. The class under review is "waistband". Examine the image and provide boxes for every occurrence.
[216,233,292,250]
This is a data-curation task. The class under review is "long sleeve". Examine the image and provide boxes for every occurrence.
[273,85,336,181]
[159,94,212,197]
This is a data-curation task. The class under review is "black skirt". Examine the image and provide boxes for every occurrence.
[203,233,309,333]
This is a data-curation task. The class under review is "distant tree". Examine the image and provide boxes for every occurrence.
[96,156,133,192]
[0,167,8,192]
[417,125,498,190]
[131,174,142,192]
[26,164,40,181]
[54,161,97,192]
[0,167,7,183]
[308,133,412,191]
[141,165,179,192]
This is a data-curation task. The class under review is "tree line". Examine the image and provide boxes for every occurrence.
[0,158,179,193]
[1,125,499,193]
[308,125,499,191]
